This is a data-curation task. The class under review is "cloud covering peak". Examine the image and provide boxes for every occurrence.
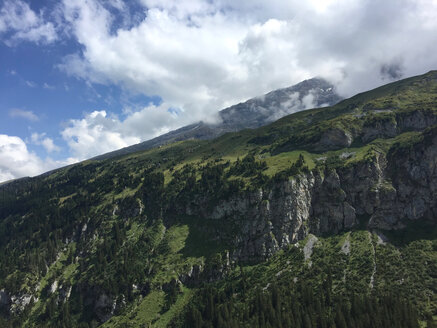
[58,0,437,111]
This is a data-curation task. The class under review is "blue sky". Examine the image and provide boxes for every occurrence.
[1,0,437,182]
[0,38,158,159]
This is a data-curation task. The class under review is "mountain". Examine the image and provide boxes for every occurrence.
[0,71,436,327]
[93,77,342,160]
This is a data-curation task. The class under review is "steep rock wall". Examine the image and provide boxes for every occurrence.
[183,127,437,262]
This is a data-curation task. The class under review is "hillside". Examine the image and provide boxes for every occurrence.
[0,71,436,327]
[93,78,341,161]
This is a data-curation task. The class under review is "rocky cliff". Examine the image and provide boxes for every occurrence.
[181,125,437,262]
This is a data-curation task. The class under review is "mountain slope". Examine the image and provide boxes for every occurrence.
[0,71,436,327]
[93,77,341,160]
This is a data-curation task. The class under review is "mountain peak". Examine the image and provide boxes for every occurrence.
[219,77,342,129]
[94,77,342,160]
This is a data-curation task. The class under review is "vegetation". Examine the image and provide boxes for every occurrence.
[0,71,437,327]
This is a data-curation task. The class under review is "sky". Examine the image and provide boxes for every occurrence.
[1,0,437,182]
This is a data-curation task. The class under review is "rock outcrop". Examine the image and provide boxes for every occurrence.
[316,109,437,151]
[182,126,437,262]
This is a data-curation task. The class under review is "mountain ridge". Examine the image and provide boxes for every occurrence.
[93,77,342,160]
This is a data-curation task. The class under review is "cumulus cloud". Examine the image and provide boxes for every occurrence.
[0,135,43,181]
[0,134,76,183]
[60,103,193,160]
[59,0,249,121]
[58,0,437,122]
[61,110,140,160]
[30,133,61,153]
[0,0,58,45]
[9,108,39,121]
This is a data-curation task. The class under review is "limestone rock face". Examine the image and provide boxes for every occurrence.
[369,127,437,229]
[182,126,437,262]
[313,109,437,152]
[317,128,353,150]
[10,294,34,315]
[362,119,398,143]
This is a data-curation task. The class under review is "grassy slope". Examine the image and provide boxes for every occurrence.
[89,71,437,183]
[1,71,437,327]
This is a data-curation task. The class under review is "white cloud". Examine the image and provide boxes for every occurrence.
[0,134,76,183]
[61,110,140,160]
[60,104,197,159]
[59,0,253,120]
[9,108,39,121]
[0,0,57,45]
[31,132,61,153]
[0,135,42,179]
[58,0,437,126]
[42,138,59,153]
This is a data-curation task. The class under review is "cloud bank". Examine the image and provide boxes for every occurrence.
[59,0,437,100]
[56,0,437,154]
